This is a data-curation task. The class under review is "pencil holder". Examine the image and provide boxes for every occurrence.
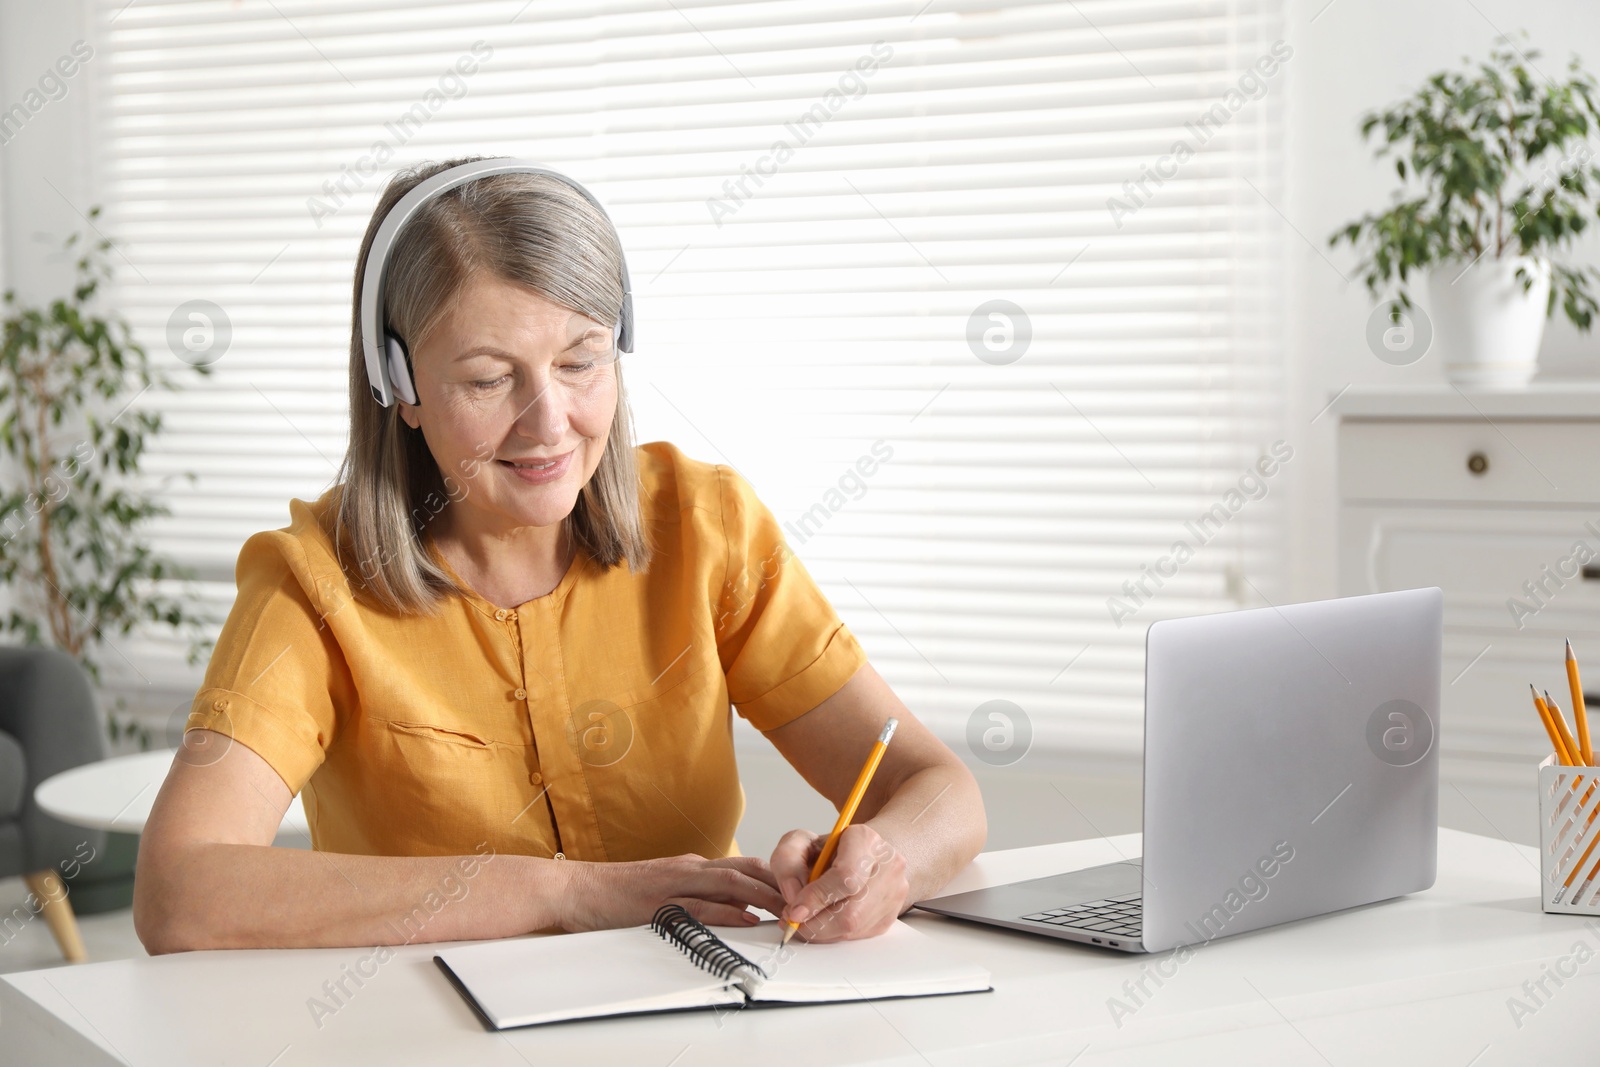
[1538,755,1600,916]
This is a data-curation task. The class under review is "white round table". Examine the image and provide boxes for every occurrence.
[34,749,310,838]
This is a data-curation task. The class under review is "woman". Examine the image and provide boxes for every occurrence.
[134,157,985,953]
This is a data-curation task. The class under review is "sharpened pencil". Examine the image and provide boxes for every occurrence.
[1534,683,1576,766]
[1566,640,1594,766]
[779,718,898,948]
[1545,690,1583,770]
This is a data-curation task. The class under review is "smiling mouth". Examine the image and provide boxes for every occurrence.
[496,450,573,474]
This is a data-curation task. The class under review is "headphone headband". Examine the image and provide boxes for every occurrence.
[359,157,635,408]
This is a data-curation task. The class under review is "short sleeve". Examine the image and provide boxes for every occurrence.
[185,530,344,795]
[713,465,867,731]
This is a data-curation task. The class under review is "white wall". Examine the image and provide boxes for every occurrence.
[1281,0,1600,604]
[0,0,95,302]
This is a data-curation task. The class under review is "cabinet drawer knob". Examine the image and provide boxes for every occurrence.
[1466,451,1488,476]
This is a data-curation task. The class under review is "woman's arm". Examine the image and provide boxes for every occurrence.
[135,731,786,953]
[763,662,987,942]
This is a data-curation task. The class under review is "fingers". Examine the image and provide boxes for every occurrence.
[769,828,822,905]
[681,862,786,915]
[569,854,802,933]
[622,839,907,940]
[708,854,781,891]
[667,897,762,928]
[786,865,859,932]
[783,825,908,943]
[787,824,872,918]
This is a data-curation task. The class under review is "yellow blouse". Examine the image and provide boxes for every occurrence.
[184,441,867,862]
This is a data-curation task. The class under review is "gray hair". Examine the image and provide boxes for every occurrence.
[332,155,651,615]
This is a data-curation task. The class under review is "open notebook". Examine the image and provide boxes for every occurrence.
[434,903,992,1029]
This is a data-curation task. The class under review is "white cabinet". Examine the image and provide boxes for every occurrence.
[1334,386,1600,787]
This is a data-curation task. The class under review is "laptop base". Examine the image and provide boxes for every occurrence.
[915,860,1146,953]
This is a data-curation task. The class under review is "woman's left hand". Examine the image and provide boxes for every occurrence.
[769,823,910,942]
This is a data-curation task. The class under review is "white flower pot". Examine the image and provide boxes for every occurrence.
[1427,255,1551,386]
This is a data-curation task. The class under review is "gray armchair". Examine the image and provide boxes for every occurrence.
[0,645,132,962]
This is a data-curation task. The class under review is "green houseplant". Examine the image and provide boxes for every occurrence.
[0,212,213,746]
[1329,36,1600,384]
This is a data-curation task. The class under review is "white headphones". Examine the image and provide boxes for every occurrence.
[359,157,635,408]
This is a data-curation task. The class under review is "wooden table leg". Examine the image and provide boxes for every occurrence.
[23,870,87,963]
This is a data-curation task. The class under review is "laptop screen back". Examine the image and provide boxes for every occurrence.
[1139,586,1442,953]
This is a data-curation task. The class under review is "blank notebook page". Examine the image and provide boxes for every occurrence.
[719,919,992,1003]
[438,926,745,1029]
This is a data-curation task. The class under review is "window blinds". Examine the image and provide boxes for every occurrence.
[89,0,1287,760]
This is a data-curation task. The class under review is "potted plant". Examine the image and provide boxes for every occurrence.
[1330,36,1600,385]
[0,212,213,746]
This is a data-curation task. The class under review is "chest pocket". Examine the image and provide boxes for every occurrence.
[385,720,501,748]
[360,712,544,853]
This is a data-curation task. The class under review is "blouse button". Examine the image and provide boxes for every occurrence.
[529,772,543,786]
[494,609,508,621]
[513,687,527,701]
[554,852,565,861]
[212,699,228,711]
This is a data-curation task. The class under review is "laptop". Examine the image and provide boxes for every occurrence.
[916,586,1443,954]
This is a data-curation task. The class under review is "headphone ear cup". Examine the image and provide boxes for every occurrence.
[385,333,419,406]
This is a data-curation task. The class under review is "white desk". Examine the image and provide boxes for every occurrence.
[0,829,1593,1066]
[34,749,310,838]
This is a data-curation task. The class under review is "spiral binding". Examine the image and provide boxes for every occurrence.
[650,904,769,981]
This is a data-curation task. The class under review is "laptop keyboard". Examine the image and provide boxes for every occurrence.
[1021,893,1141,938]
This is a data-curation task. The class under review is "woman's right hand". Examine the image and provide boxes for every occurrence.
[557,853,787,931]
